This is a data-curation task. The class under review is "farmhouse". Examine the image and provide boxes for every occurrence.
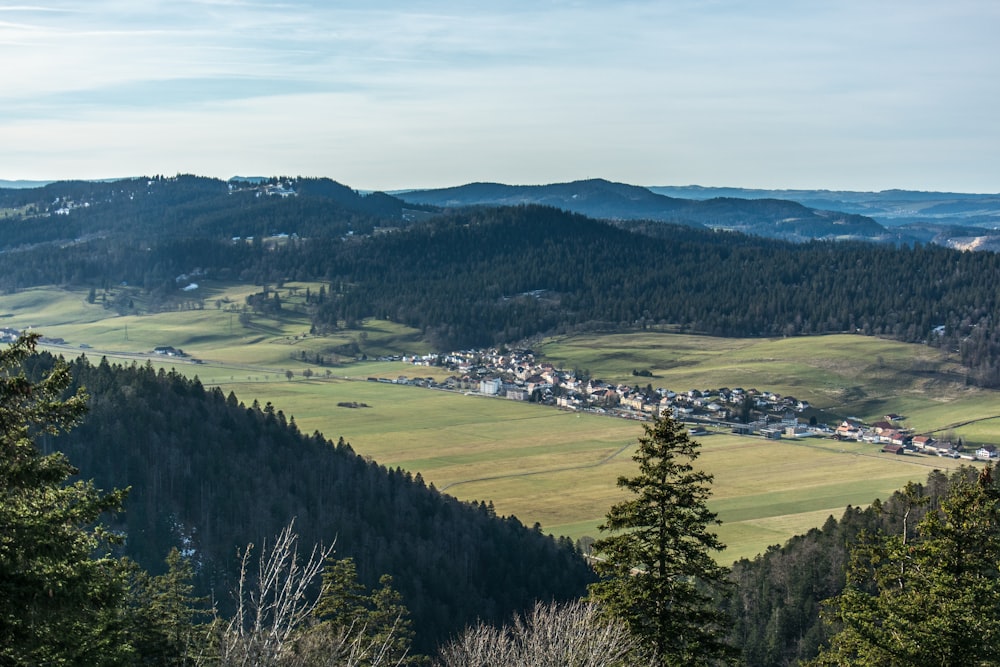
[926,440,957,456]
[835,420,863,440]
[977,445,998,459]
[872,421,896,434]
[153,346,185,357]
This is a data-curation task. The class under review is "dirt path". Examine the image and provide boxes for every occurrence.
[923,415,1000,434]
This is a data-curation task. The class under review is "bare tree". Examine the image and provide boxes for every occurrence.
[291,615,411,667]
[436,599,638,667]
[435,623,511,666]
[201,520,412,667]
[206,520,332,667]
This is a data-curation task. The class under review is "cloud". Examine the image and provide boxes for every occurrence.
[1,0,997,191]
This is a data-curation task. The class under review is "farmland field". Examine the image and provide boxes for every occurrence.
[4,284,995,562]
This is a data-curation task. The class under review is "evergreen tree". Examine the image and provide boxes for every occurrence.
[365,575,415,664]
[0,333,130,665]
[810,467,1000,666]
[313,557,369,633]
[124,548,207,665]
[588,413,734,666]
[307,558,417,666]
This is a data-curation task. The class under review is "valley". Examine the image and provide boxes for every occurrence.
[4,282,991,563]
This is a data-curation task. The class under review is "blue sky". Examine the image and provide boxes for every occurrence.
[1,1,997,192]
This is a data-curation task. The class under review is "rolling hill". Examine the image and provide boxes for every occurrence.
[399,178,891,242]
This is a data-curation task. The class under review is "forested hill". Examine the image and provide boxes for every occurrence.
[4,178,1000,386]
[25,353,592,652]
[721,466,983,666]
[398,178,891,242]
[308,206,1000,386]
[0,175,432,249]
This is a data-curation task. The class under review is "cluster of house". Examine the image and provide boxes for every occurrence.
[372,348,816,428]
[152,345,188,358]
[366,347,999,460]
[833,418,998,460]
[1,327,65,346]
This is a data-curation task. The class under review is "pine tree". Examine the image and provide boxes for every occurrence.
[588,413,734,666]
[124,548,207,665]
[307,558,417,666]
[0,333,130,665]
[313,557,369,633]
[810,468,1000,666]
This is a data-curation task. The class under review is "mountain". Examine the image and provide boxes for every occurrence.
[0,175,433,250]
[648,185,1000,223]
[650,185,1000,247]
[5,175,1000,386]
[4,191,1000,387]
[0,179,53,189]
[399,178,891,242]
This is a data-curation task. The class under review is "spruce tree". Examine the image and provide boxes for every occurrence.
[307,557,417,665]
[124,548,206,664]
[810,468,1000,666]
[0,333,130,665]
[588,413,734,666]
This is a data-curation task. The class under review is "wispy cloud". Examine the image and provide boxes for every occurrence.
[1,0,997,191]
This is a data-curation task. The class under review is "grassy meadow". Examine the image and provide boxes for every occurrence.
[4,284,997,562]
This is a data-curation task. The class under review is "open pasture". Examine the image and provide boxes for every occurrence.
[5,285,997,562]
[538,331,985,426]
[8,284,433,367]
[419,427,966,563]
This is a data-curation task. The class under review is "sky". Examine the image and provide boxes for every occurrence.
[1,1,998,192]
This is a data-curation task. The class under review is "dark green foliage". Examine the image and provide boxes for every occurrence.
[721,467,984,666]
[123,548,206,665]
[0,334,130,665]
[28,353,593,653]
[588,414,734,666]
[313,558,370,634]
[307,558,417,665]
[310,206,1000,385]
[809,469,1000,666]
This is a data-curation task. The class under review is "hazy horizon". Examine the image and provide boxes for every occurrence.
[2,2,997,193]
[1,175,997,197]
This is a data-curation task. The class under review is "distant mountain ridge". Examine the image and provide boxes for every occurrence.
[650,185,1000,249]
[649,185,1000,220]
[5,175,998,248]
[400,178,892,243]
[0,179,53,189]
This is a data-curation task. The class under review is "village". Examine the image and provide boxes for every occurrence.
[368,346,998,463]
[8,321,993,462]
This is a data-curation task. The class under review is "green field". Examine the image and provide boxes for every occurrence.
[4,285,995,563]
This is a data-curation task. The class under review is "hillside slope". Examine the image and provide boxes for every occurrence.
[29,353,592,652]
